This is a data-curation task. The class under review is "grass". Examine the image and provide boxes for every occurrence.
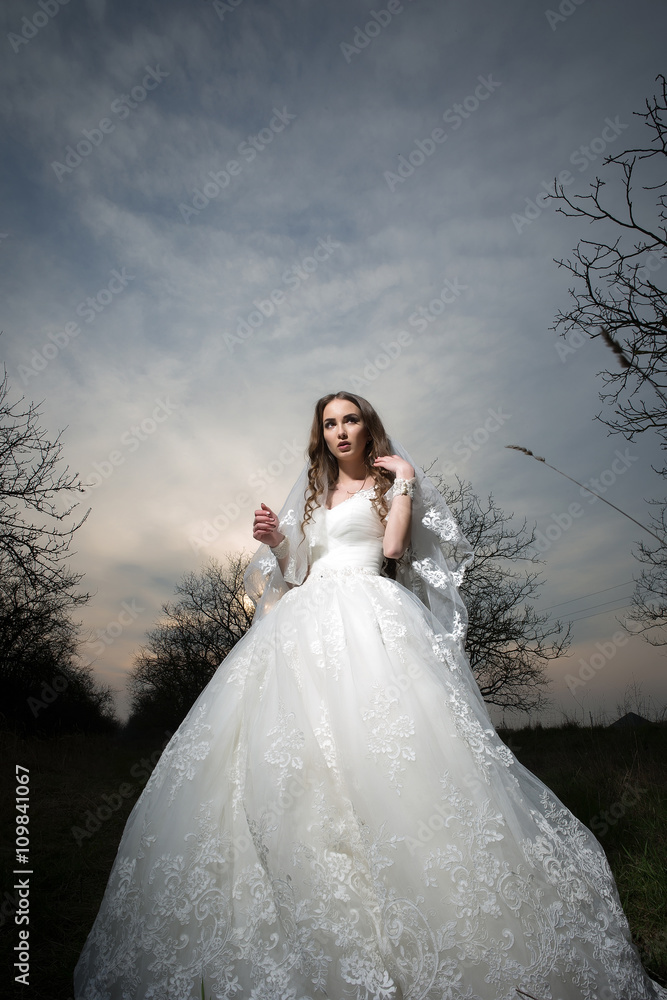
[1,722,665,998]
[498,721,667,983]
[1,728,166,1000]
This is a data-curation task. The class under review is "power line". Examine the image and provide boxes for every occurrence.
[568,603,634,625]
[541,580,634,612]
[560,595,634,618]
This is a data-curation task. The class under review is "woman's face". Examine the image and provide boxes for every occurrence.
[322,398,370,463]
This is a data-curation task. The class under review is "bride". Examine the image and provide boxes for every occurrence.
[74,391,666,1000]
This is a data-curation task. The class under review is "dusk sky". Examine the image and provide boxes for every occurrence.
[2,0,665,724]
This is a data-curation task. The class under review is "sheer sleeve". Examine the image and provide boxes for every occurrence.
[385,438,474,645]
[243,460,311,622]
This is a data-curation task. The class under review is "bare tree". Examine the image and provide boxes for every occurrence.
[549,74,667,643]
[0,365,89,590]
[0,363,116,731]
[627,499,667,644]
[433,474,570,714]
[130,480,568,728]
[128,556,253,731]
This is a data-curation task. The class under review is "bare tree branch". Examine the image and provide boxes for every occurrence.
[0,358,114,731]
[430,474,570,714]
[130,475,568,728]
[0,364,90,591]
[548,74,667,643]
[128,555,253,730]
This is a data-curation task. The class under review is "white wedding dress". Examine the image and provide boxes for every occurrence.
[74,489,666,1000]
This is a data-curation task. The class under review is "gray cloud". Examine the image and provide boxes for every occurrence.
[1,0,665,722]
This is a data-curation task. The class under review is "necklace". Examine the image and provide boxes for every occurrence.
[334,475,370,495]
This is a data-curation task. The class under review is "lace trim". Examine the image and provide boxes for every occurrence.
[389,477,416,500]
[270,535,289,559]
[362,684,416,793]
[144,706,213,806]
[421,506,459,542]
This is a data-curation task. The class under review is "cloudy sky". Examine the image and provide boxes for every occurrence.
[1,0,665,724]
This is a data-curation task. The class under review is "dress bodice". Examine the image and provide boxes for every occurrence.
[305,489,385,574]
[75,477,667,1000]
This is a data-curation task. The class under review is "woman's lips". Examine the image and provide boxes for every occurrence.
[338,443,351,450]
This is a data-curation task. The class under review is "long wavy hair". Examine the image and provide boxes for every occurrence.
[302,391,396,536]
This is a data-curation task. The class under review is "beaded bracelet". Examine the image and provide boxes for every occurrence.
[392,477,416,499]
[270,535,289,558]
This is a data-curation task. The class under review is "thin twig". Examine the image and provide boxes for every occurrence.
[506,445,664,545]
[599,326,667,410]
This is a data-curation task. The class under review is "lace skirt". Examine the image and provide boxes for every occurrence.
[74,569,667,1000]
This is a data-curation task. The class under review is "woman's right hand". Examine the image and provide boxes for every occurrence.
[252,502,284,548]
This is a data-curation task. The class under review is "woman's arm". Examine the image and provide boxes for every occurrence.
[372,456,415,560]
[252,503,291,579]
[268,533,291,581]
[383,491,413,559]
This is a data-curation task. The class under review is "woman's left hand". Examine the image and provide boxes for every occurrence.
[373,455,415,479]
